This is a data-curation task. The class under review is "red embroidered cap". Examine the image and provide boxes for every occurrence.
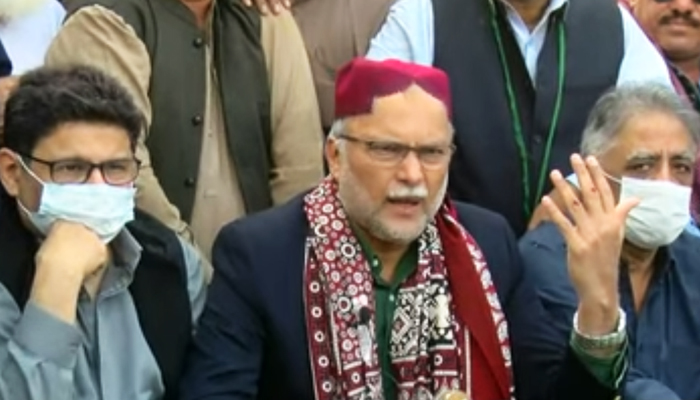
[334,58,452,119]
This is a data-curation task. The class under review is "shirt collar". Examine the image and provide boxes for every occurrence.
[666,231,700,267]
[498,0,569,26]
[110,228,142,275]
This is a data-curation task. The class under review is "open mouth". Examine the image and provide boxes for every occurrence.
[387,197,423,206]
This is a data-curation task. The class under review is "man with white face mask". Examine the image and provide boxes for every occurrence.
[181,58,634,400]
[0,65,207,400]
[520,83,700,400]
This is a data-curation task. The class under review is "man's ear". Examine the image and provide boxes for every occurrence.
[325,137,343,180]
[0,148,20,197]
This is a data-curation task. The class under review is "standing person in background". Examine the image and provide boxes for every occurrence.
[46,0,324,271]
[365,0,674,236]
[291,0,396,132]
[629,0,700,101]
[0,0,64,75]
[236,0,397,133]
[0,0,64,145]
[627,0,700,223]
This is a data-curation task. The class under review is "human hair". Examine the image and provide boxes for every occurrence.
[327,118,456,142]
[580,82,700,157]
[2,65,144,154]
[328,119,346,139]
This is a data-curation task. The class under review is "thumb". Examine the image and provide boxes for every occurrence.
[615,197,641,221]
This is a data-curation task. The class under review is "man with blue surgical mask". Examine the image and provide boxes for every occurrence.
[0,65,207,400]
[520,82,700,400]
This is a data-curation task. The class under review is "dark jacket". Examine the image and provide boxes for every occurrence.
[180,194,621,400]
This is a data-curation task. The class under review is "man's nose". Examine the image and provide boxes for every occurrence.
[85,166,108,184]
[671,0,697,13]
[395,151,425,185]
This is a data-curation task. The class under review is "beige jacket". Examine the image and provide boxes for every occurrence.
[45,4,324,269]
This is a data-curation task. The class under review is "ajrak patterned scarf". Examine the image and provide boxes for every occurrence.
[303,177,514,400]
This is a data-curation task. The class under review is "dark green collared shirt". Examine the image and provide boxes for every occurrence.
[355,231,624,400]
[356,232,417,400]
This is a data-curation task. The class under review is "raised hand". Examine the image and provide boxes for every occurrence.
[541,154,639,335]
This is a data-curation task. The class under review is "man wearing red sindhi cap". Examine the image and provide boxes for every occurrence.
[181,58,629,400]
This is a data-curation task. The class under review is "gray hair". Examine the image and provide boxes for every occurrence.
[328,119,346,139]
[327,118,456,142]
[580,82,700,157]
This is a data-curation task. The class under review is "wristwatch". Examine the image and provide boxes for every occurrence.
[572,308,627,352]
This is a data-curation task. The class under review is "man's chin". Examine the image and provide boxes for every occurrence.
[369,217,428,245]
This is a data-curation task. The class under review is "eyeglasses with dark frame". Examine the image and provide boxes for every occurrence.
[19,153,141,185]
[338,134,455,168]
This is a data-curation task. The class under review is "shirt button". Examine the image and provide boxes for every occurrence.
[184,177,196,187]
[389,294,395,302]
[192,37,204,48]
[191,114,203,126]
[372,259,379,267]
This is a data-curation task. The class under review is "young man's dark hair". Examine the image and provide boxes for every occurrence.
[3,65,143,154]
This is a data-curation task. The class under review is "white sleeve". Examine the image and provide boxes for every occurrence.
[616,4,674,89]
[365,0,435,65]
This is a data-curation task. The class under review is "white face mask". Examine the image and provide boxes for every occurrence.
[17,158,136,243]
[617,176,691,249]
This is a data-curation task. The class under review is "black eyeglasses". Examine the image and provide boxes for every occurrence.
[20,153,141,185]
[338,134,455,169]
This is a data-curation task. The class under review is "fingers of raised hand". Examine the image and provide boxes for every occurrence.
[542,194,577,241]
[550,168,589,230]
[585,155,616,212]
[571,154,605,216]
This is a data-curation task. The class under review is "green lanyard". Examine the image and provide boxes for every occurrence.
[489,1,567,219]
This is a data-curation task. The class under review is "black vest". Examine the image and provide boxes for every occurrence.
[433,0,623,235]
[0,37,11,77]
[0,190,192,400]
[66,0,274,221]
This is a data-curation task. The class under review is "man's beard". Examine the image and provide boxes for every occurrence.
[337,159,448,245]
[0,0,50,22]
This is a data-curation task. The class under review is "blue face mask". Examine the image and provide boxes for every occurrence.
[17,158,136,243]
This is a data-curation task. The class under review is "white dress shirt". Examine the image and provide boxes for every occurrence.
[366,0,673,88]
[0,0,65,75]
